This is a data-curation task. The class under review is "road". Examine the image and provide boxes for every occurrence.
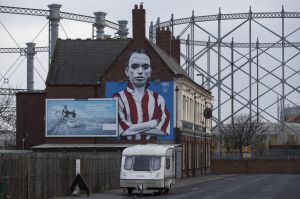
[51,174,300,199]
[159,174,300,199]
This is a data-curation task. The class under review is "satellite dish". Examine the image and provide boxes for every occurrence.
[203,108,212,119]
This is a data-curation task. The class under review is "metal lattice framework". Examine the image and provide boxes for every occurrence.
[0,5,119,30]
[0,5,124,95]
[150,8,300,153]
[0,5,125,127]
[0,47,49,54]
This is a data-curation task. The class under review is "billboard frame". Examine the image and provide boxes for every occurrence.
[45,98,118,137]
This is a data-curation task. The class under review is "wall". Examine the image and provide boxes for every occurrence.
[174,78,213,133]
[181,134,212,177]
[16,92,46,150]
[212,160,300,174]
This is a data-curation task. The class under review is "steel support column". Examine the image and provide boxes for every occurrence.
[47,4,61,65]
[26,42,36,90]
[217,8,222,159]
[231,38,234,125]
[256,38,259,123]
[190,11,195,79]
[281,7,285,132]
[207,37,211,90]
[249,8,252,118]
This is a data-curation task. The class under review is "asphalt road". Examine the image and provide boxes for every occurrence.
[51,174,300,199]
[158,174,300,199]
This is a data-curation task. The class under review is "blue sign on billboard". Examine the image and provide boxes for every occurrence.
[46,99,117,137]
[106,81,174,140]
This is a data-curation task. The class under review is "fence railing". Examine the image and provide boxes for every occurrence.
[0,151,121,199]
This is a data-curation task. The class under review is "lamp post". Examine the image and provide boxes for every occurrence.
[203,105,212,174]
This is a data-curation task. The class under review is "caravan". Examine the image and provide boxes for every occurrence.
[120,144,176,195]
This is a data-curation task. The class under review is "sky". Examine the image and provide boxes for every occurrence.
[1,0,300,123]
[1,0,299,89]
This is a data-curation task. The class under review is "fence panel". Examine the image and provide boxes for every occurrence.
[0,151,121,199]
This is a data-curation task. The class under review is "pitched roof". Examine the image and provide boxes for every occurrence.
[149,41,189,78]
[46,38,131,85]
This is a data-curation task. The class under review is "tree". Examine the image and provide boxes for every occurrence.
[0,94,16,146]
[220,114,268,154]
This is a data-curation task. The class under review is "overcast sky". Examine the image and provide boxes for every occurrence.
[1,0,299,89]
[1,0,299,122]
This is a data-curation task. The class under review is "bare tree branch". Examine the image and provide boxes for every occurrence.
[0,94,16,147]
[220,113,268,154]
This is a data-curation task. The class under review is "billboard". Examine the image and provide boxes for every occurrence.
[46,99,117,137]
[105,81,174,140]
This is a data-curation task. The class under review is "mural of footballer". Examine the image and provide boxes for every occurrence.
[112,48,170,140]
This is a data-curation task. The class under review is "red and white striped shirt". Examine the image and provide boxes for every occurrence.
[113,82,170,138]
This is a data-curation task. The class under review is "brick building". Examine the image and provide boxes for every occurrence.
[16,4,213,177]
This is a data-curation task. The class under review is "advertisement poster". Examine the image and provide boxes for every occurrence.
[105,81,174,140]
[46,99,117,137]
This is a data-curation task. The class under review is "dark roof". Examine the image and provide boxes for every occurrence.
[31,144,134,149]
[46,38,131,85]
[16,90,45,95]
[149,42,189,78]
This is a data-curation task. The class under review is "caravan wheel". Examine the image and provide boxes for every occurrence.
[127,188,133,195]
[164,184,171,194]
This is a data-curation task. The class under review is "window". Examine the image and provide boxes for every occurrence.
[166,158,170,170]
[124,156,133,170]
[152,157,161,171]
[183,95,186,120]
[133,156,152,171]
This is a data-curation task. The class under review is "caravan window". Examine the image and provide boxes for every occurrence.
[166,158,170,170]
[131,156,161,171]
[133,156,152,171]
[124,156,133,170]
[152,157,161,171]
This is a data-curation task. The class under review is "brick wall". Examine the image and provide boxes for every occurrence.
[212,160,300,174]
[16,92,46,149]
[103,40,175,82]
[46,85,101,98]
[156,27,180,64]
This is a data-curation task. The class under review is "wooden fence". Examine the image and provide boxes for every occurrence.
[0,151,121,199]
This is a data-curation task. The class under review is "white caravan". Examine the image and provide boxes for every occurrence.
[120,144,176,195]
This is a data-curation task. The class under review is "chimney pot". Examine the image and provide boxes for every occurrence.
[140,3,143,9]
[134,4,138,9]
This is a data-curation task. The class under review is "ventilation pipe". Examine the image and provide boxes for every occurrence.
[117,20,129,39]
[47,4,61,65]
[94,12,107,39]
[26,42,36,91]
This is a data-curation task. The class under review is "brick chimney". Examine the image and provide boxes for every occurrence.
[156,27,171,55]
[132,4,145,42]
[156,27,181,64]
[171,36,180,64]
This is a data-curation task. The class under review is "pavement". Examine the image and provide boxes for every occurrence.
[49,174,235,199]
